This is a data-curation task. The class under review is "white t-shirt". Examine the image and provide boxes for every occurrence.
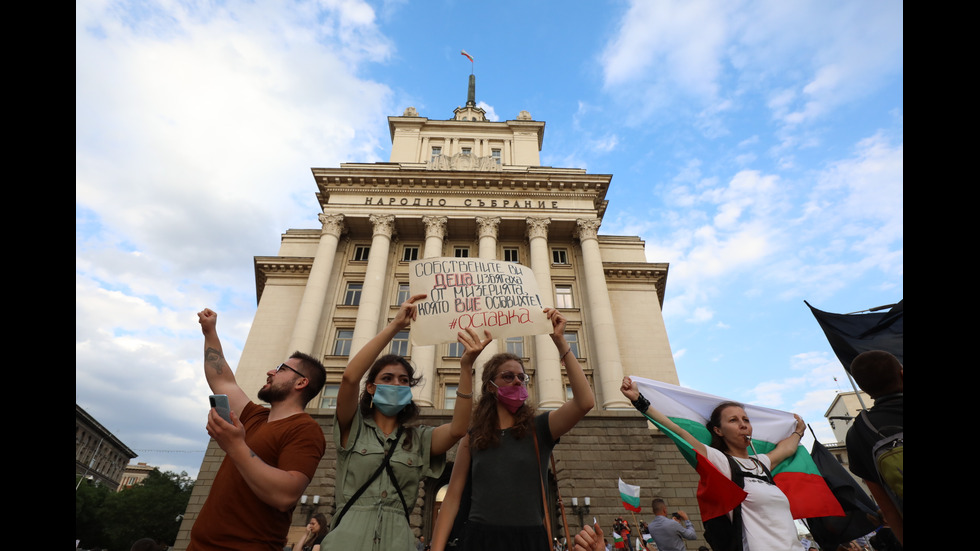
[704,446,800,551]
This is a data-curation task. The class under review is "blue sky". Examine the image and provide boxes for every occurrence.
[76,0,903,478]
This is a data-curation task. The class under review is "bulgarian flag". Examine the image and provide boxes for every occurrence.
[618,478,642,512]
[631,376,844,521]
[612,531,625,549]
[460,50,474,63]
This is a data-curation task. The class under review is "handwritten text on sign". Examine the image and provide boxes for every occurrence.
[409,258,551,346]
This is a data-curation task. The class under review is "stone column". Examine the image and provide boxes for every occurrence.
[412,216,447,407]
[475,217,503,381]
[576,218,629,409]
[287,213,345,355]
[349,214,395,359]
[526,217,563,409]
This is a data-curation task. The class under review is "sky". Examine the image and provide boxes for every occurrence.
[76,0,903,480]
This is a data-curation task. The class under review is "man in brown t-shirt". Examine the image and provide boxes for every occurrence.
[189,308,327,550]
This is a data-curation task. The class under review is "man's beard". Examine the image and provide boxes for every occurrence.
[257,381,289,403]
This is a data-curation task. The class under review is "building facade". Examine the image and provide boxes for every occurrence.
[76,403,137,489]
[176,86,711,549]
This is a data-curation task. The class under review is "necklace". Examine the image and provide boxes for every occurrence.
[732,456,760,473]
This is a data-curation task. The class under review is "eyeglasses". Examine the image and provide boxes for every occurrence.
[275,362,307,379]
[496,371,528,385]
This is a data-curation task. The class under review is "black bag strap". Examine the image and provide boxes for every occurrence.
[333,425,407,528]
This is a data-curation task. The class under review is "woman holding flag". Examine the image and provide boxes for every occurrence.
[621,376,806,551]
[430,308,595,551]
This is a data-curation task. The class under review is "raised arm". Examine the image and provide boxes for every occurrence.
[336,294,426,445]
[198,308,249,417]
[430,435,471,551]
[621,377,707,457]
[546,308,595,440]
[430,327,490,455]
[765,414,805,468]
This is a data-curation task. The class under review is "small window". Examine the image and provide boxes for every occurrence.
[353,245,371,261]
[447,342,464,357]
[503,247,520,263]
[396,283,410,305]
[444,384,457,410]
[552,248,569,265]
[344,283,363,306]
[454,247,470,258]
[431,146,442,163]
[555,285,573,309]
[461,147,472,156]
[564,331,580,358]
[492,149,502,165]
[391,330,410,356]
[402,246,419,262]
[506,336,524,357]
[333,329,354,356]
[320,384,340,409]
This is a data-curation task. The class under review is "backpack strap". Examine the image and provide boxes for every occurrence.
[333,425,407,528]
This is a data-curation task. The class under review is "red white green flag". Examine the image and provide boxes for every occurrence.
[631,376,844,521]
[618,478,642,512]
[612,531,625,549]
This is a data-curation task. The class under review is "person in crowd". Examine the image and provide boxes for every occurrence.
[622,376,805,551]
[323,294,489,550]
[190,308,327,550]
[296,513,329,551]
[646,499,696,551]
[430,308,594,551]
[844,350,903,546]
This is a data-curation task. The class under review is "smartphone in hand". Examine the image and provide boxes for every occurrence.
[209,394,232,424]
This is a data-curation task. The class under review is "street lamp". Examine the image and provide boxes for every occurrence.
[571,496,591,531]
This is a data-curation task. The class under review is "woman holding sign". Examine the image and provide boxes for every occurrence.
[324,294,491,551]
[431,308,595,551]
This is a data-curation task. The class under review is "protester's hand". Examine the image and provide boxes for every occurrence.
[206,407,246,453]
[793,413,805,434]
[545,308,567,338]
[393,294,427,328]
[458,328,492,365]
[198,308,217,335]
[676,510,689,521]
[620,376,640,401]
[573,523,604,551]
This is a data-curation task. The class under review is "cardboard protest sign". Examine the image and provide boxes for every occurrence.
[409,257,551,345]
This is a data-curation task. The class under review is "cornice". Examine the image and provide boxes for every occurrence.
[253,256,314,304]
[602,262,670,307]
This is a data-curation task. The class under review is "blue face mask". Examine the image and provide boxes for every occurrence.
[372,384,413,416]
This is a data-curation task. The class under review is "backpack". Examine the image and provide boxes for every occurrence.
[702,454,773,551]
[858,410,903,517]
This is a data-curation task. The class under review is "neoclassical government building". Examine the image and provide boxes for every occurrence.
[176,81,709,549]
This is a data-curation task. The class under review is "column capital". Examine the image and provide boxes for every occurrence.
[318,213,346,237]
[525,217,551,240]
[476,216,501,238]
[369,214,396,238]
[422,215,448,238]
[575,218,601,241]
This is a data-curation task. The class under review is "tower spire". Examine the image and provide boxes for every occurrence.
[466,74,476,107]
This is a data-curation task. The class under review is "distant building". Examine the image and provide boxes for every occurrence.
[76,404,137,488]
[119,461,156,491]
[822,390,874,494]
[175,77,711,549]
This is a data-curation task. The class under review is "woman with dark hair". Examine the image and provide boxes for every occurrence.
[621,377,805,551]
[431,308,595,551]
[323,294,491,551]
[296,513,329,551]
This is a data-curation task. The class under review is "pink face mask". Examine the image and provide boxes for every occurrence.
[491,380,528,413]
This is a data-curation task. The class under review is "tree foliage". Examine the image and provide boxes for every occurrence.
[76,469,194,551]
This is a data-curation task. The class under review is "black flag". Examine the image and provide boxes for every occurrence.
[805,300,903,372]
[805,440,880,550]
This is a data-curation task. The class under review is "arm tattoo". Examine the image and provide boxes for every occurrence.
[205,347,227,375]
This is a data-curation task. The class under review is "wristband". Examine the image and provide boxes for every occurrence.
[631,394,651,413]
[455,390,473,399]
